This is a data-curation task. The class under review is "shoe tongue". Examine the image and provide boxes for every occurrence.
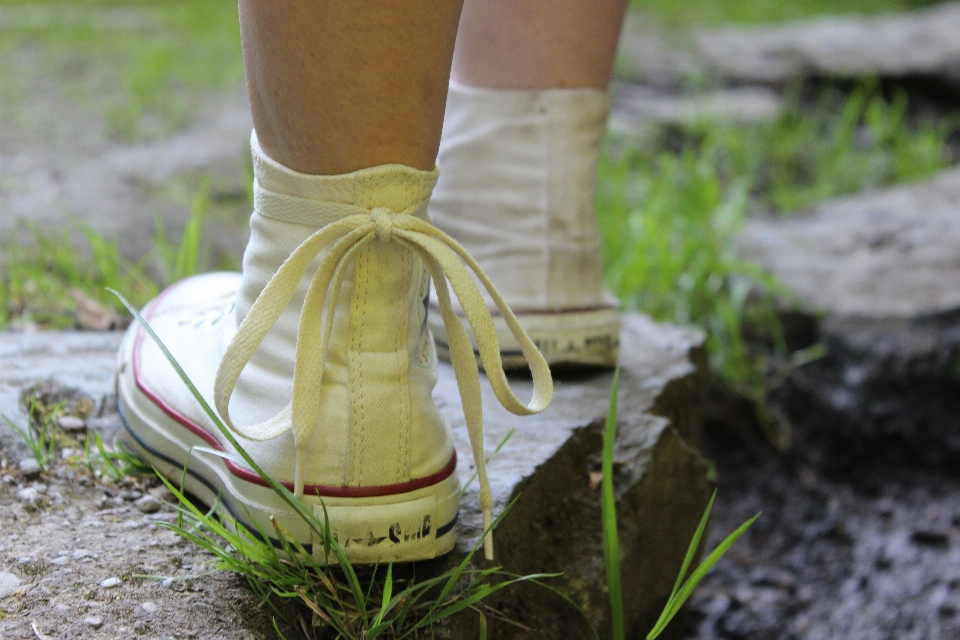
[251,131,438,217]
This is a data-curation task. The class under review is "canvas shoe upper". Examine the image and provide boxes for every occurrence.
[429,83,620,368]
[117,133,552,563]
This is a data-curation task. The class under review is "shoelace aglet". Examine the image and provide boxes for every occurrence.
[483,508,494,560]
[293,448,305,498]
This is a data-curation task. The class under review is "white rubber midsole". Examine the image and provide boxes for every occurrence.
[429,304,620,368]
[116,372,460,564]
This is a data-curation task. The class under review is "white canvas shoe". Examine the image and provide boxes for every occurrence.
[116,133,552,563]
[429,82,620,368]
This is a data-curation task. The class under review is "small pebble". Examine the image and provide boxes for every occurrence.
[16,487,42,505]
[118,490,143,502]
[73,549,93,561]
[100,577,121,588]
[149,486,174,501]
[17,557,34,565]
[161,578,174,589]
[84,615,103,628]
[49,556,69,566]
[57,415,86,431]
[140,601,159,614]
[134,495,162,514]
[19,458,41,479]
[2,474,14,484]
[54,604,70,613]
[31,482,48,494]
[122,519,144,530]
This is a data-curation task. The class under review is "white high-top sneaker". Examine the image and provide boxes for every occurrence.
[429,82,620,369]
[116,133,552,563]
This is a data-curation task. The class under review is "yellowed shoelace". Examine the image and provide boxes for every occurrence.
[212,195,553,560]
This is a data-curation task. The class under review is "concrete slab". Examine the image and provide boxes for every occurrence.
[618,3,960,87]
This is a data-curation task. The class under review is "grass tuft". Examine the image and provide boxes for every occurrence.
[601,371,758,639]
[598,82,953,443]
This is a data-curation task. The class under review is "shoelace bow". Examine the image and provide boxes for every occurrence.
[212,195,553,560]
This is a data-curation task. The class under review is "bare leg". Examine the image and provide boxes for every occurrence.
[239,0,463,175]
[451,0,627,89]
[429,0,627,367]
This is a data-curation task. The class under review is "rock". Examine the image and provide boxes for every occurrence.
[0,332,124,457]
[134,495,162,514]
[19,458,41,479]
[83,615,103,628]
[610,83,783,135]
[99,577,121,588]
[736,166,960,469]
[140,601,159,614]
[0,315,710,639]
[118,490,142,502]
[0,571,22,599]
[72,549,93,561]
[57,415,86,431]
[618,4,960,86]
[429,313,712,638]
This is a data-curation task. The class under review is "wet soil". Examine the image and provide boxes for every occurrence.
[684,426,960,640]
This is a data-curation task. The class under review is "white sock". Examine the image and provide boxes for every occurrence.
[431,82,610,311]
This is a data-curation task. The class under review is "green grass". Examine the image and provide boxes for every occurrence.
[0,185,214,331]
[0,222,159,330]
[0,0,244,141]
[597,83,954,442]
[2,400,63,472]
[601,370,757,640]
[631,0,945,26]
[3,395,150,482]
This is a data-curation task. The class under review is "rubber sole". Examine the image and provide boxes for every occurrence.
[117,369,460,565]
[429,304,620,369]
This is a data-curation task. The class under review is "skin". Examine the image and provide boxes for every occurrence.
[452,0,628,89]
[239,0,627,176]
[239,0,464,175]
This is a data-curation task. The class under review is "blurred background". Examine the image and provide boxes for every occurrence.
[2,0,960,638]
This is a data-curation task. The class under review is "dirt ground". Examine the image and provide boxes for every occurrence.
[0,463,295,640]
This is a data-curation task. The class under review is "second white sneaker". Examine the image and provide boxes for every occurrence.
[430,82,620,368]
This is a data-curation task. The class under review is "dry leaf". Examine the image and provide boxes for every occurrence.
[69,288,121,331]
[589,471,603,490]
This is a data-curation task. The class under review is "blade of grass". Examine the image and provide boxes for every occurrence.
[602,369,624,640]
[646,511,759,639]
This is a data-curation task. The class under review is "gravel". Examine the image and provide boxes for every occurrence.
[83,616,103,629]
[57,415,86,431]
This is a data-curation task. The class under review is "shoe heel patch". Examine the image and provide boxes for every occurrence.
[312,496,437,560]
